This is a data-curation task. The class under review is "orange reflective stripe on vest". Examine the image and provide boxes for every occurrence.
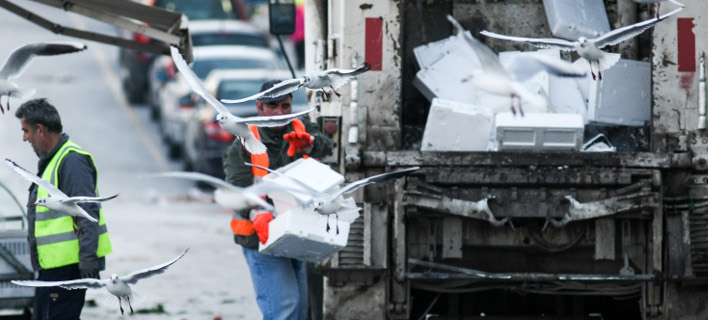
[247,119,306,178]
[248,125,270,178]
[232,119,307,236]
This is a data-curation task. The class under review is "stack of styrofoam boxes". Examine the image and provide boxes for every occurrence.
[420,98,494,151]
[259,158,360,263]
[495,112,584,151]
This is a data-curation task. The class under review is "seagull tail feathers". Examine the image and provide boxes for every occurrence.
[242,137,267,155]
[12,87,36,99]
[598,52,621,72]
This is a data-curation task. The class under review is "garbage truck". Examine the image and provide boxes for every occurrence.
[298,0,708,319]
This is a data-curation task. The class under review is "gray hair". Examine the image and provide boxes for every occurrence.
[15,98,63,133]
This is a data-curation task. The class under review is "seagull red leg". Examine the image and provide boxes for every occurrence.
[330,85,341,98]
[118,297,124,315]
[127,296,134,314]
[598,60,602,81]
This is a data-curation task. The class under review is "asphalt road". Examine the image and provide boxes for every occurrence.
[0,1,260,319]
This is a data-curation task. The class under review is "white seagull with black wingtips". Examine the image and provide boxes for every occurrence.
[4,159,116,227]
[0,41,87,114]
[220,62,372,104]
[170,46,313,154]
[480,6,683,80]
[12,248,189,315]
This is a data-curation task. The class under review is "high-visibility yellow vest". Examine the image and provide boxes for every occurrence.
[230,119,306,236]
[35,140,112,269]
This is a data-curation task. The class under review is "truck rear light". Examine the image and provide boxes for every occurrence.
[205,122,235,143]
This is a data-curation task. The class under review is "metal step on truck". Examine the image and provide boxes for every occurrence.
[0,182,35,319]
[299,0,708,319]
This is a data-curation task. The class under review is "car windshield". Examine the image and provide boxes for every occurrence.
[155,0,235,20]
[192,58,275,79]
[192,33,268,48]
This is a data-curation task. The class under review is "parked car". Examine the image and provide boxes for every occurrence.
[159,46,286,159]
[146,19,271,120]
[118,0,246,103]
[182,69,310,178]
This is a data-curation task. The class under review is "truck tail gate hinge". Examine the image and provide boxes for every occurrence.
[403,191,511,228]
[550,192,660,228]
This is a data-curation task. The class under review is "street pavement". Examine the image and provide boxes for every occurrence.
[0,1,260,319]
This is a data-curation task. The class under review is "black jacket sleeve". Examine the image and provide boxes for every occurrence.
[58,152,102,271]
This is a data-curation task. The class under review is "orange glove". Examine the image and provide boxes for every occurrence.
[283,131,314,157]
[252,212,274,244]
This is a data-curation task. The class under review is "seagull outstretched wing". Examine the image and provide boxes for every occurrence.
[123,248,189,285]
[479,30,577,51]
[594,6,683,48]
[0,41,87,80]
[238,108,313,127]
[330,167,420,200]
[12,278,106,290]
[170,46,231,116]
[220,78,303,104]
[5,158,65,198]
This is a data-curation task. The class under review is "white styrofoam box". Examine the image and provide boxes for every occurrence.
[413,36,455,69]
[413,34,481,103]
[542,0,610,41]
[259,209,352,263]
[421,98,494,151]
[549,71,588,118]
[495,112,584,151]
[413,32,478,69]
[262,158,345,214]
[586,59,651,126]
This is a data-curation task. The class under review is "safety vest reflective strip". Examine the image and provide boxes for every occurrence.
[230,119,306,235]
[35,140,112,269]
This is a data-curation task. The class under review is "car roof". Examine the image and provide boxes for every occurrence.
[204,69,294,83]
[192,45,277,60]
[188,19,262,35]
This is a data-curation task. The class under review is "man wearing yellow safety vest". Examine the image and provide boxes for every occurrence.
[223,80,334,320]
[14,98,112,320]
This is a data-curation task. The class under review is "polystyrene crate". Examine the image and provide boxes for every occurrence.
[259,201,355,262]
[495,112,584,151]
[587,59,651,126]
[262,158,345,214]
[542,0,610,40]
[420,98,494,151]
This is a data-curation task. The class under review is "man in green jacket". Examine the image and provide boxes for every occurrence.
[223,80,334,320]
[15,98,112,320]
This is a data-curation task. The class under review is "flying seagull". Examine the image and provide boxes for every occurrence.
[5,159,116,231]
[220,62,372,104]
[0,41,87,114]
[247,163,419,215]
[480,6,683,80]
[170,46,313,154]
[247,163,419,232]
[446,15,586,116]
[633,0,685,19]
[141,171,304,213]
[13,248,189,315]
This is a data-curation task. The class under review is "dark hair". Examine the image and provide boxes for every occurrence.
[15,98,63,133]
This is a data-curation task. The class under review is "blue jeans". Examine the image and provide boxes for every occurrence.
[242,247,308,320]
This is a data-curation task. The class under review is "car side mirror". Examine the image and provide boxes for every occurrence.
[268,0,295,35]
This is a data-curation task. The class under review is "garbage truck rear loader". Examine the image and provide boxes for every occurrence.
[302,0,708,319]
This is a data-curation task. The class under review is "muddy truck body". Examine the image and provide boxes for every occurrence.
[301,1,708,319]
